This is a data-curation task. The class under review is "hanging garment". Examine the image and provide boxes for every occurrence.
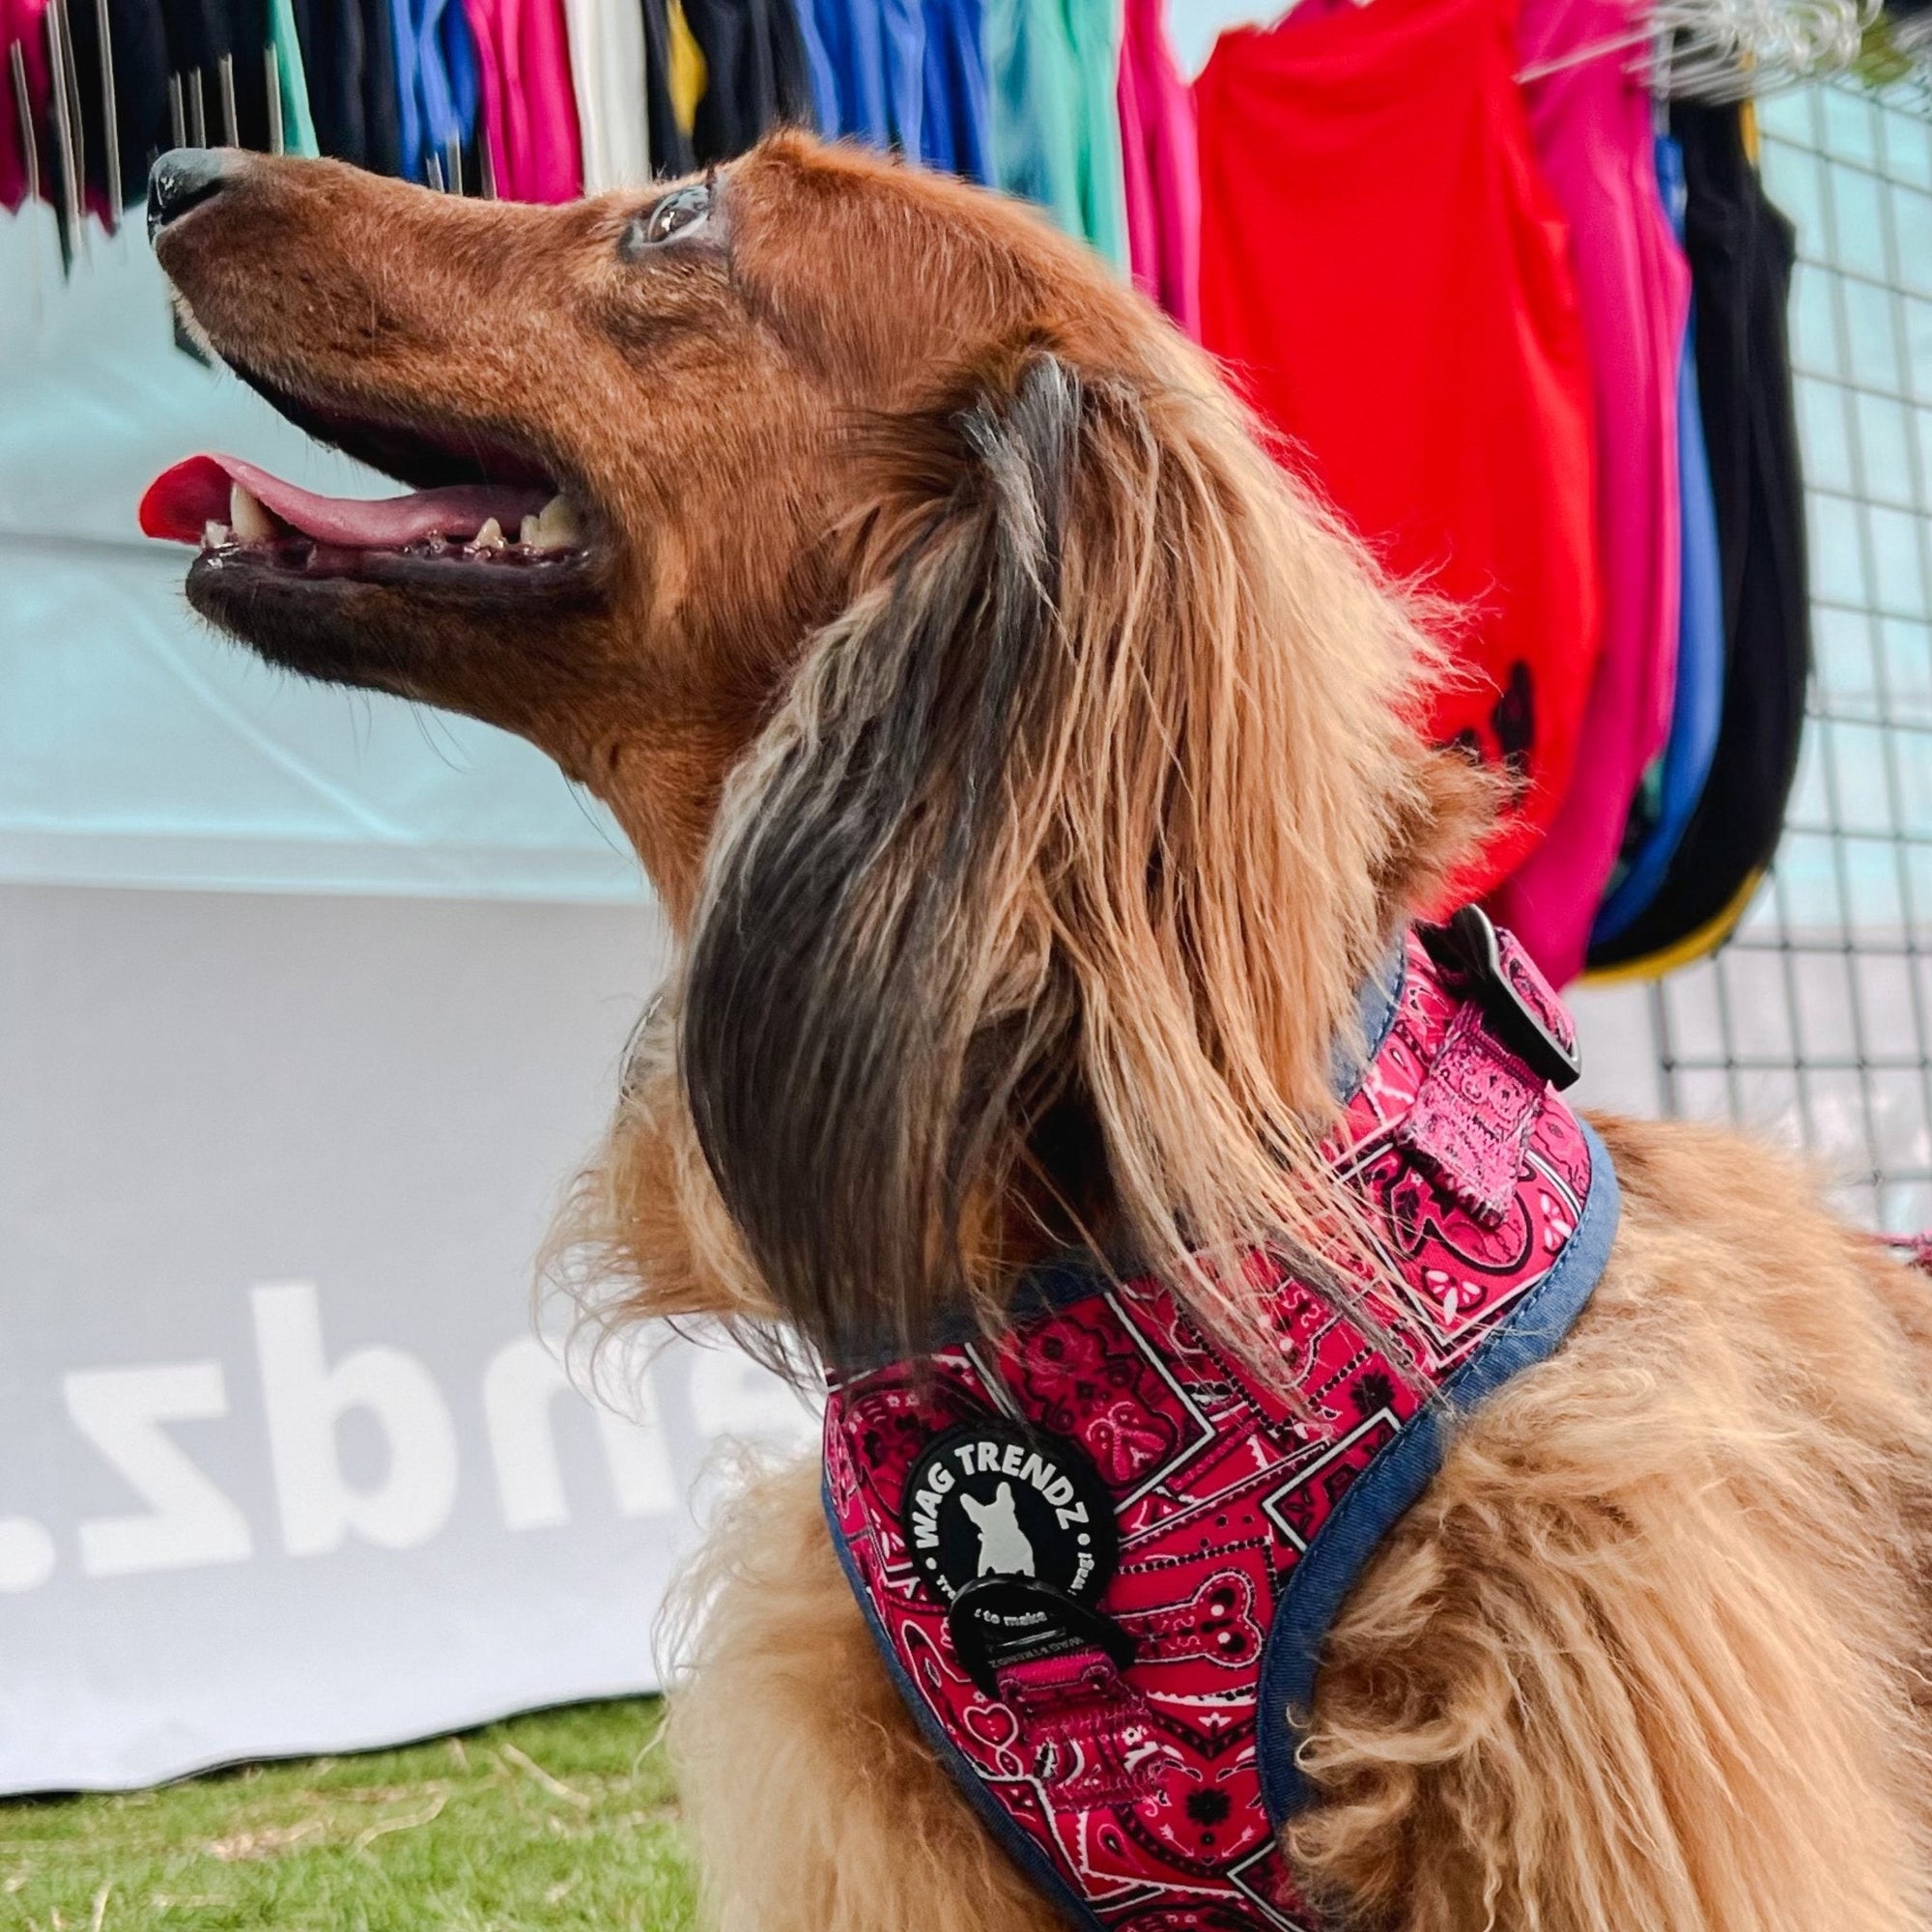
[665,0,702,138]
[1115,0,1196,333]
[918,0,986,179]
[642,0,694,171]
[1196,0,1600,898]
[812,0,886,143]
[266,0,321,152]
[984,0,1079,235]
[156,0,221,146]
[355,0,401,171]
[791,0,835,134]
[289,0,368,162]
[391,0,477,181]
[462,0,578,197]
[824,916,1617,1932]
[512,0,578,195]
[986,0,1124,265]
[1587,101,1809,974]
[207,0,277,149]
[560,0,649,187]
[880,0,921,153]
[1065,0,1123,267]
[1590,132,1725,947]
[0,0,50,213]
[1483,0,1689,984]
[59,0,170,213]
[683,0,812,163]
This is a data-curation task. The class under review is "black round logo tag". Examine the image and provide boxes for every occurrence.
[900,1421,1118,1605]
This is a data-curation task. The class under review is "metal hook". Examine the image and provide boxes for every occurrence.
[10,39,45,320]
[93,0,119,222]
[43,0,83,264]
[216,48,237,145]
[265,40,283,153]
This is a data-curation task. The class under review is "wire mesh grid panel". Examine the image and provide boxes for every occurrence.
[1588,78,1932,1231]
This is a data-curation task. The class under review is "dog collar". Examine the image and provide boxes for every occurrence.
[821,912,1617,1930]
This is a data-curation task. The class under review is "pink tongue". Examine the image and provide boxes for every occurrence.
[138,454,552,549]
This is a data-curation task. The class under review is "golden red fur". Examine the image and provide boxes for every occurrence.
[153,134,1932,1929]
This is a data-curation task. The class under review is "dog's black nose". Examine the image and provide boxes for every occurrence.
[148,148,240,242]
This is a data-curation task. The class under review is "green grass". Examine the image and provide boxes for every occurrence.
[0,1699,697,1932]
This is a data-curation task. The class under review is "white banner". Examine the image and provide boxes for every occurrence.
[0,882,814,1795]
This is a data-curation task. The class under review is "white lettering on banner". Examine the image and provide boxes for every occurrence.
[481,1336,677,1530]
[252,1281,460,1556]
[64,1363,252,1577]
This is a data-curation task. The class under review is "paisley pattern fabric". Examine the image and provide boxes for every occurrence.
[822,927,1619,1930]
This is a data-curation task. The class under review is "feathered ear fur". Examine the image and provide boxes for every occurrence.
[670,344,1488,1364]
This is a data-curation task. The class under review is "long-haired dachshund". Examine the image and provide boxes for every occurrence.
[142,135,1932,1932]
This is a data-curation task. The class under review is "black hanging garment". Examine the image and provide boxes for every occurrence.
[64,0,169,213]
[360,0,401,173]
[1587,101,1811,972]
[640,0,694,176]
[683,0,811,163]
[289,0,369,162]
[155,0,271,149]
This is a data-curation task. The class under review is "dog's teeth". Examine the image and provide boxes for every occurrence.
[525,494,582,553]
[519,514,542,548]
[202,520,231,549]
[229,483,278,544]
[472,517,506,551]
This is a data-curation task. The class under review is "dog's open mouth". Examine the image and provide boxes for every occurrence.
[141,451,593,593]
[139,360,599,604]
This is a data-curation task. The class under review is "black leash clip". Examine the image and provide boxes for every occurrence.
[1421,906,1582,1093]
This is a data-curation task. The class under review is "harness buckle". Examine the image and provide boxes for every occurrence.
[949,1578,1162,1804]
[947,1576,1135,1701]
[1420,906,1581,1093]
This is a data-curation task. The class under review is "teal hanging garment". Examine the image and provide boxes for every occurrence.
[984,0,1125,270]
[269,0,322,154]
[1065,0,1126,269]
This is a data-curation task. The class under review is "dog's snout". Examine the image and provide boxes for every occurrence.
[148,148,243,242]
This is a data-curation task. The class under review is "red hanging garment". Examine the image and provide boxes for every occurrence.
[1196,0,1600,895]
[1486,0,1690,984]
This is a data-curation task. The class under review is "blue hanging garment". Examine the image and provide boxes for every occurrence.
[920,0,989,180]
[1592,133,1726,946]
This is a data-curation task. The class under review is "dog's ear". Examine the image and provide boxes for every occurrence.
[681,345,1473,1361]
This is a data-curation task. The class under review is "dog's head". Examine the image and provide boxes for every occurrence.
[148,135,1491,1361]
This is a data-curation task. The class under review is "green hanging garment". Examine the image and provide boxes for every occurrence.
[269,0,322,154]
[984,0,1126,270]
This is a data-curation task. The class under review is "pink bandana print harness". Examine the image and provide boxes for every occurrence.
[822,911,1620,1931]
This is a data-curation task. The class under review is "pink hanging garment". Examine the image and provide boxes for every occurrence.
[463,0,528,194]
[463,0,579,199]
[1,0,50,213]
[1117,0,1199,337]
[517,0,582,200]
[1487,0,1689,983]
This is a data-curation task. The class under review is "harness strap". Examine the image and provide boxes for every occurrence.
[1399,914,1579,1227]
[1000,1648,1166,1807]
[1397,1004,1548,1227]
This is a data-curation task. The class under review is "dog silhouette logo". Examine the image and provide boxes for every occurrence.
[900,1422,1118,1606]
[959,1483,1037,1577]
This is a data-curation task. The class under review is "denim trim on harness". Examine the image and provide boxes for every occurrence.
[1253,1115,1623,1822]
[822,1472,1112,1932]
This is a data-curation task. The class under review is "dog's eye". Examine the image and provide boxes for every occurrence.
[622,184,712,256]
